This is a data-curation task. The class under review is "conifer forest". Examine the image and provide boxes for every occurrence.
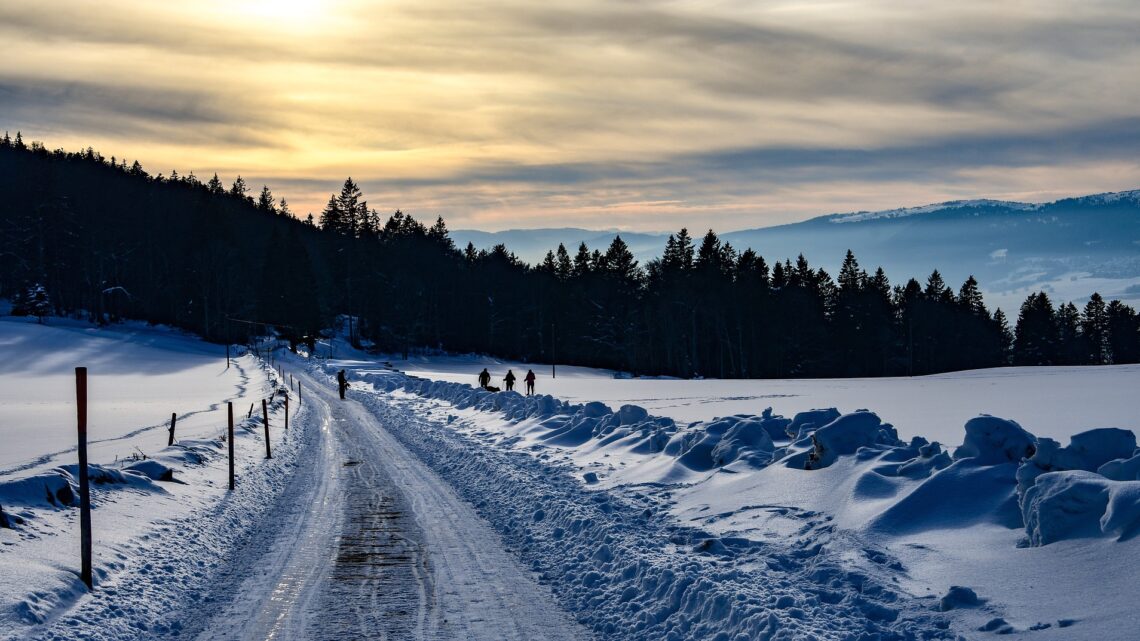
[2,135,1138,378]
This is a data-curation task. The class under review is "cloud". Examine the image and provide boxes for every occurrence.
[2,0,1140,229]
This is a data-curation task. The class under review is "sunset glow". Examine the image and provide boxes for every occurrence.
[2,0,1138,229]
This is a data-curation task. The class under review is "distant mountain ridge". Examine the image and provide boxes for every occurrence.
[452,189,1140,310]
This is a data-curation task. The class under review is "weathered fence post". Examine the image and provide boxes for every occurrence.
[285,394,289,430]
[248,403,254,419]
[228,402,235,490]
[167,412,177,446]
[226,344,231,369]
[298,383,302,406]
[262,399,271,459]
[290,373,294,390]
[75,367,93,590]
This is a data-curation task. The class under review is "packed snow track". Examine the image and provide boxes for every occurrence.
[195,368,588,641]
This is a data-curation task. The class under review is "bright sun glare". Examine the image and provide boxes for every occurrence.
[239,0,326,24]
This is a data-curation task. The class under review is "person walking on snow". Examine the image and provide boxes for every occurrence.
[478,368,491,389]
[503,369,516,392]
[524,369,536,395]
[337,369,348,400]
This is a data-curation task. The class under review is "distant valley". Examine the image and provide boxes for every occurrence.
[452,190,1140,312]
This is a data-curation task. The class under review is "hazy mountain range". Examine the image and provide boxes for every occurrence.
[452,189,1140,311]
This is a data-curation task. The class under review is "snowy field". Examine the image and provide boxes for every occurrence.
[399,354,1140,444]
[377,352,1140,639]
[0,318,301,638]
[3,318,1138,640]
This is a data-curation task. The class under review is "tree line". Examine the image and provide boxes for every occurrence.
[2,132,1138,377]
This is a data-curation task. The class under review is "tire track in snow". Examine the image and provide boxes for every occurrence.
[302,373,588,641]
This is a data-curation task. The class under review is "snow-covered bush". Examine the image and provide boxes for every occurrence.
[803,411,901,470]
[1020,471,1140,545]
[953,415,1036,465]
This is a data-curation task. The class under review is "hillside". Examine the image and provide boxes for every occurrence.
[454,191,1140,311]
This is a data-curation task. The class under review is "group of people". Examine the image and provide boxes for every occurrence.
[478,367,537,395]
[335,365,539,401]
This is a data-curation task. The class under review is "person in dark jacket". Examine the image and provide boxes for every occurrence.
[337,369,348,399]
[524,369,536,395]
[503,369,516,391]
[478,368,491,389]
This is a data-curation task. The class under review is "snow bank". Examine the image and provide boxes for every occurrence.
[801,411,902,470]
[1016,428,1137,496]
[1014,428,1140,545]
[1021,471,1140,545]
[356,364,1140,554]
[953,415,1036,465]
[354,387,956,641]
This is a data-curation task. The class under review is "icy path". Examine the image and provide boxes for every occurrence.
[196,369,588,641]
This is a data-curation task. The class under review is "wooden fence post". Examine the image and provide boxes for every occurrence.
[75,367,93,590]
[167,412,177,446]
[228,402,235,490]
[248,403,254,419]
[226,344,231,369]
[298,383,302,406]
[285,395,289,430]
[262,399,271,459]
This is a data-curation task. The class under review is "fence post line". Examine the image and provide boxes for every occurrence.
[228,402,235,490]
[75,367,93,590]
[262,399,272,459]
[167,412,177,446]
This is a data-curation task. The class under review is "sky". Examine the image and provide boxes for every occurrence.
[2,0,1139,232]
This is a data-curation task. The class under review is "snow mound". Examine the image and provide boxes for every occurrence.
[1099,452,1140,481]
[1017,428,1137,496]
[786,408,841,440]
[939,586,982,612]
[1021,471,1140,545]
[0,464,166,529]
[953,415,1036,465]
[800,411,901,470]
[666,416,777,471]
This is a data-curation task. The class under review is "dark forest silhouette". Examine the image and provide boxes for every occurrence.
[2,133,1138,377]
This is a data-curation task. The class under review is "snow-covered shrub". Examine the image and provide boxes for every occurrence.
[803,411,901,470]
[1021,467,1140,545]
[953,415,1036,465]
[787,408,841,441]
[1017,428,1137,497]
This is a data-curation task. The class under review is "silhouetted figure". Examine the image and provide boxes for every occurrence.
[524,369,536,395]
[503,369,516,392]
[337,369,348,399]
[478,368,491,388]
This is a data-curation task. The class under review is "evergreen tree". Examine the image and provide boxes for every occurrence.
[1106,301,1140,363]
[207,173,225,195]
[993,308,1013,364]
[318,195,343,232]
[572,242,592,277]
[554,243,572,280]
[230,176,249,199]
[257,186,276,213]
[1014,292,1059,365]
[1082,292,1109,364]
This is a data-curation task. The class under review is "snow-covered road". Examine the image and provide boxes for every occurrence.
[196,368,588,641]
